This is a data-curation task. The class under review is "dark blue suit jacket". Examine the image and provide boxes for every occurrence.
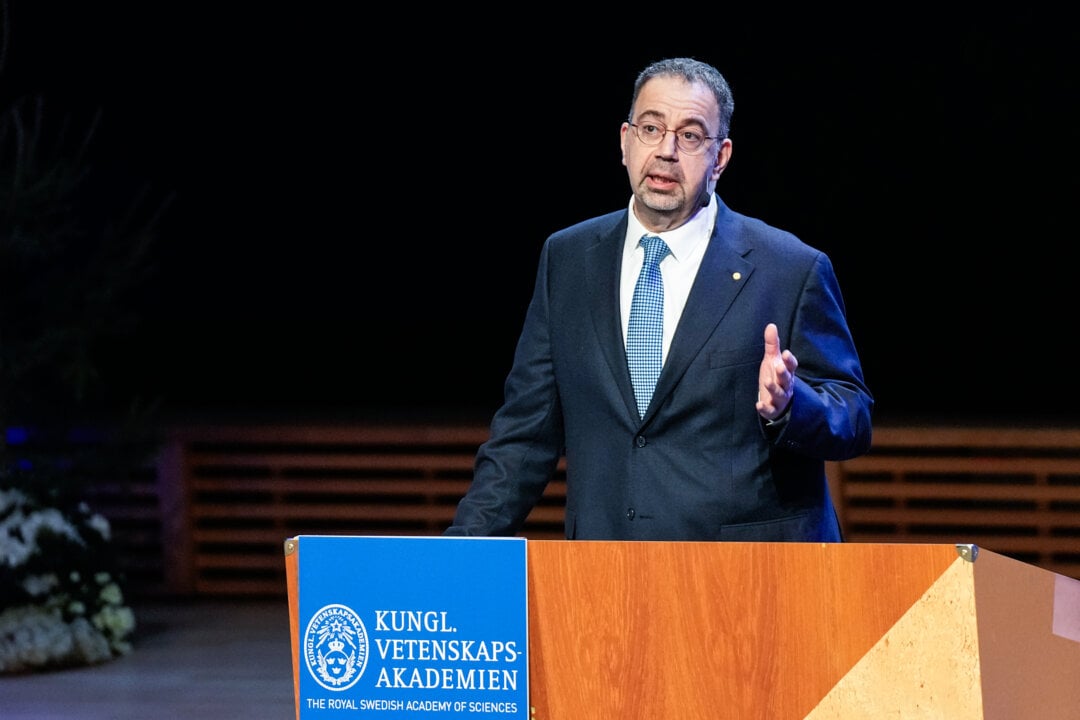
[447,196,873,541]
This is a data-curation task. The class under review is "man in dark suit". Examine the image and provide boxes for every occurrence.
[445,57,873,541]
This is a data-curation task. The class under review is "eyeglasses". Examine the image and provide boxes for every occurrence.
[629,121,720,155]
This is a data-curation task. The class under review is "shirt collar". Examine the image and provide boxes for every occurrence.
[626,194,717,261]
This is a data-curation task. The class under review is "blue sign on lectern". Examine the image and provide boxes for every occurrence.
[294,535,528,719]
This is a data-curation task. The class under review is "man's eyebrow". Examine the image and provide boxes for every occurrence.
[634,109,707,129]
[633,109,665,122]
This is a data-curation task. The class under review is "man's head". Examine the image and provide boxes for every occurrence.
[620,57,735,232]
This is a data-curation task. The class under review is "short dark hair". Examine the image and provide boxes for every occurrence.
[629,57,735,139]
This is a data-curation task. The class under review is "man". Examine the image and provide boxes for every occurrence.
[445,57,872,541]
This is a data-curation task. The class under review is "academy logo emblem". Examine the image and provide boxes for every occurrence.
[304,603,369,691]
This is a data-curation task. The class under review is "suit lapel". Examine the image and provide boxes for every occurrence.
[647,203,754,421]
[584,213,641,420]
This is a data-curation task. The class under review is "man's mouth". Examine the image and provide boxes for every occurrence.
[646,174,678,190]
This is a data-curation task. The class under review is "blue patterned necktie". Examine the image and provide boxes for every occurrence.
[627,235,670,419]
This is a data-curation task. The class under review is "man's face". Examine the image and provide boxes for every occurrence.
[620,76,732,232]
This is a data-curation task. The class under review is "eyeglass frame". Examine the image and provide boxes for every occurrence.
[627,119,722,155]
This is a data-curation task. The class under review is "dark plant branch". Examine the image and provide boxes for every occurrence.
[0,0,173,482]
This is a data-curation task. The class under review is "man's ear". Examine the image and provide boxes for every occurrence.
[713,138,733,178]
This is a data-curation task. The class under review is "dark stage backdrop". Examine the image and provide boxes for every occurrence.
[4,5,1079,424]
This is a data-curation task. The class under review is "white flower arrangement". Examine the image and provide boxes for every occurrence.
[0,486,136,673]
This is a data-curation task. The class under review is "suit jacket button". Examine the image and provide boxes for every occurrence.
[635,435,647,448]
[626,508,635,520]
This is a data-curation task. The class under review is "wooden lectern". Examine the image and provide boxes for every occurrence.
[288,541,1080,719]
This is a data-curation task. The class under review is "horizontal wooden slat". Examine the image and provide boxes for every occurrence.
[844,483,1080,501]
[189,477,474,494]
[840,536,1080,553]
[842,456,1080,474]
[196,554,286,570]
[186,453,480,471]
[193,528,294,544]
[194,579,286,595]
[855,426,1080,449]
[170,423,491,443]
[844,507,1080,525]
[192,503,458,521]
[187,477,568,499]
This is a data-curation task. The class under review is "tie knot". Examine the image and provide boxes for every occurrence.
[640,235,670,266]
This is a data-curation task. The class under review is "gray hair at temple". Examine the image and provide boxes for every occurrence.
[628,57,735,140]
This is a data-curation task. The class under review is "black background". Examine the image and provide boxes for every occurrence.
[5,5,1080,425]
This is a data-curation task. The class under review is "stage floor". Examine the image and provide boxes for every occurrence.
[0,598,296,720]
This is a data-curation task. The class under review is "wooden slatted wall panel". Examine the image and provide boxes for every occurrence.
[162,424,566,596]
[138,423,1080,597]
[829,426,1080,581]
